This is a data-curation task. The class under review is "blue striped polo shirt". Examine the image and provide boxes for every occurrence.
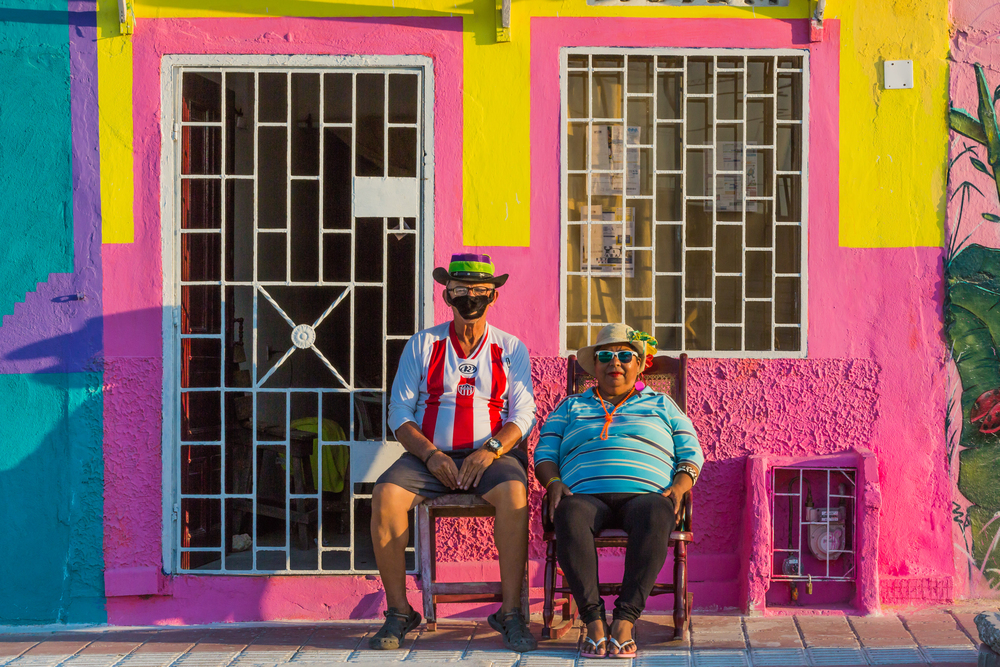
[535,386,704,494]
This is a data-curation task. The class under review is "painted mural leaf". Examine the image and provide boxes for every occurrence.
[994,84,1000,105]
[951,108,989,145]
[984,213,1000,222]
[972,158,993,176]
[945,242,1000,586]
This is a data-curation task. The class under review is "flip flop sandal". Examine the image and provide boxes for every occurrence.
[368,607,422,650]
[608,636,638,659]
[580,635,609,658]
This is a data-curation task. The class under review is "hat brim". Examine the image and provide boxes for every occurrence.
[577,340,648,376]
[433,267,509,287]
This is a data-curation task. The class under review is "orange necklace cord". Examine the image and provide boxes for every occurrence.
[596,386,636,440]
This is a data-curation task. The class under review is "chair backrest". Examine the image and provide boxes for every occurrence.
[566,353,688,412]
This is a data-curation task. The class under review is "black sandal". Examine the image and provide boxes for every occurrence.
[368,607,422,649]
[487,608,538,653]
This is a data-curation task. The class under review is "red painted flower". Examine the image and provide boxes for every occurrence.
[971,387,1000,433]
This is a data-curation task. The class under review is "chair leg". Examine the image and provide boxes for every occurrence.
[542,539,557,639]
[672,540,689,641]
[417,505,436,630]
[521,565,531,620]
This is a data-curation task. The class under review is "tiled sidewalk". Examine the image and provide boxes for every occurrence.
[1,608,996,667]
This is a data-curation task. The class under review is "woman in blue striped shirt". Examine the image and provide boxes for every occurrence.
[534,324,704,658]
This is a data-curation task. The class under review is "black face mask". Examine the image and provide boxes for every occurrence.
[448,294,492,320]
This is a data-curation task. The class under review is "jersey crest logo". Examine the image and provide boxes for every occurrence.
[458,363,477,376]
[457,384,475,396]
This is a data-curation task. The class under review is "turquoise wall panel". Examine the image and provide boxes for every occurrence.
[0,0,74,318]
[0,373,105,624]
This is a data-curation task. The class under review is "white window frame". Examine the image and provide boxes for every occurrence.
[159,54,435,574]
[559,47,809,358]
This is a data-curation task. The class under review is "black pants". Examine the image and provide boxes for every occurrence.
[554,492,676,625]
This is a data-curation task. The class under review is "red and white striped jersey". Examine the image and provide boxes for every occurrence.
[388,321,537,450]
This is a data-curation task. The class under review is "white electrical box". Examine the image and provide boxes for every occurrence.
[884,60,914,90]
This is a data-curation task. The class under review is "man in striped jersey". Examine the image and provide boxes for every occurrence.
[369,254,537,652]
[534,324,704,658]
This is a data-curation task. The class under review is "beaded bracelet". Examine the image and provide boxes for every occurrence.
[422,449,443,465]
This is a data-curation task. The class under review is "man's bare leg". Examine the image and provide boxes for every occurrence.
[371,482,424,612]
[482,480,529,613]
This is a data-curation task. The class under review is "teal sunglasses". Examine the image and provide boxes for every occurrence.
[595,350,638,364]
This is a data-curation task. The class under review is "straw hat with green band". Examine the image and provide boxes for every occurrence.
[433,253,509,287]
[577,323,658,376]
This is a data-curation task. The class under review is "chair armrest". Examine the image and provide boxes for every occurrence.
[679,489,693,532]
[541,493,554,533]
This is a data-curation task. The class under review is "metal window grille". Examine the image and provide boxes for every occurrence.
[163,57,432,574]
[771,466,857,583]
[561,49,808,357]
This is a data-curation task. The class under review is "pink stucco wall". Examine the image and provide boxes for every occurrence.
[103,15,955,624]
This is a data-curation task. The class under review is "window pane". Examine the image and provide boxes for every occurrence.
[568,54,589,69]
[387,232,417,336]
[657,124,682,171]
[685,250,712,298]
[291,73,320,176]
[687,99,713,145]
[324,73,352,124]
[746,302,772,351]
[626,300,652,334]
[687,57,713,94]
[777,72,802,120]
[627,56,653,94]
[746,251,772,298]
[568,123,588,171]
[686,201,712,248]
[258,72,287,122]
[355,218,384,283]
[181,233,221,282]
[626,250,652,298]
[388,127,417,178]
[657,72,683,120]
[777,124,802,171]
[567,275,587,323]
[775,277,800,324]
[716,276,742,324]
[568,71,589,119]
[628,98,652,145]
[258,126,287,229]
[747,57,774,94]
[323,127,352,230]
[568,174,588,221]
[747,98,774,146]
[776,175,802,222]
[593,72,623,119]
[775,226,801,274]
[591,277,623,322]
[686,149,712,197]
[657,326,681,351]
[716,327,741,351]
[775,327,800,352]
[655,225,682,272]
[182,338,221,388]
[182,285,221,334]
[656,174,683,221]
[717,72,744,121]
[182,127,221,175]
[747,201,773,248]
[593,55,624,69]
[182,391,221,441]
[181,445,221,495]
[182,180,221,230]
[717,225,742,273]
[226,72,255,176]
[257,232,286,281]
[388,73,419,124]
[256,445,287,549]
[323,233,351,283]
[290,181,319,283]
[181,498,221,548]
[356,73,385,177]
[183,72,221,122]
[655,275,682,324]
[685,301,711,350]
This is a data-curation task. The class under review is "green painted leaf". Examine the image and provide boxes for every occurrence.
[983,213,1000,222]
[972,157,992,175]
[994,84,1000,105]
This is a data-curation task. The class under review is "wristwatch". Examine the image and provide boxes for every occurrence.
[482,437,503,458]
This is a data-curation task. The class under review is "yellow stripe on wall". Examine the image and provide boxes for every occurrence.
[98,0,135,245]
[98,0,947,249]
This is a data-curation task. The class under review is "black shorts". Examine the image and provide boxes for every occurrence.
[375,448,528,499]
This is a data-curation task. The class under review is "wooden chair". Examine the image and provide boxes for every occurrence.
[416,441,531,631]
[541,353,695,641]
